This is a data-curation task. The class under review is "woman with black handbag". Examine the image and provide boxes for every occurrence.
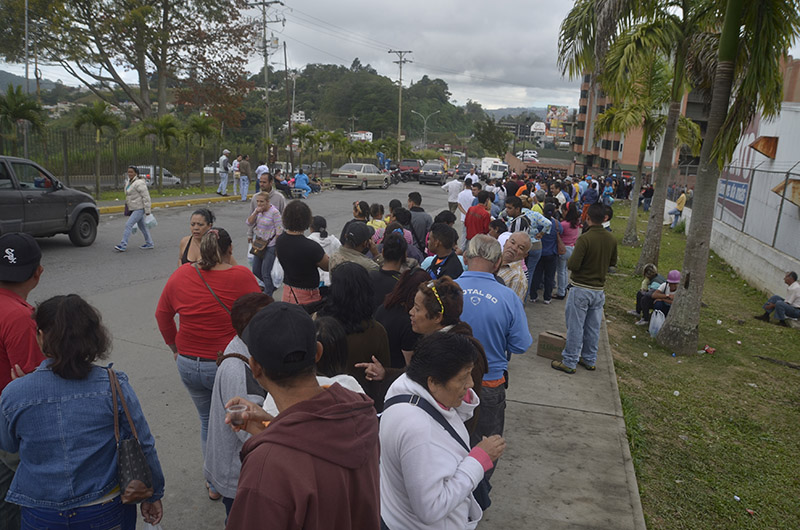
[0,295,165,529]
[246,192,282,296]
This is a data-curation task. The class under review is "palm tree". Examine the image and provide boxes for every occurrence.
[325,129,348,166]
[658,0,800,353]
[138,114,180,192]
[292,123,316,167]
[74,101,120,198]
[0,84,44,156]
[594,52,701,246]
[187,114,218,191]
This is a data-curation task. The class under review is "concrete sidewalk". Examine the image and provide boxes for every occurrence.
[481,297,646,529]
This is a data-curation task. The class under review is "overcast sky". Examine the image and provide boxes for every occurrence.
[3,0,800,111]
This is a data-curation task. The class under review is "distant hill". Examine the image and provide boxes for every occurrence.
[0,69,57,91]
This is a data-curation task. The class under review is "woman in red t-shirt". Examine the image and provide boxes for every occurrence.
[155,228,259,500]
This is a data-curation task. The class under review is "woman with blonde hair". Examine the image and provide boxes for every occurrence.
[114,166,153,252]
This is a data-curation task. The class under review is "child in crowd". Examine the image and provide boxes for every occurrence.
[308,216,341,287]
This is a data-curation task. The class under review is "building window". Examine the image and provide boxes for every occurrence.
[574,136,584,146]
[580,89,588,99]
[613,141,620,151]
[584,74,591,83]
[579,105,587,114]
[602,140,611,150]
[577,121,585,130]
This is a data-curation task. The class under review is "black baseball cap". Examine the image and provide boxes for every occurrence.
[243,302,317,375]
[0,233,42,283]
[345,222,373,246]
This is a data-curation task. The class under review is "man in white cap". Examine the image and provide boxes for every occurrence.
[216,149,231,196]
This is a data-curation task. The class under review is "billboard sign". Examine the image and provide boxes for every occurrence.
[546,105,569,137]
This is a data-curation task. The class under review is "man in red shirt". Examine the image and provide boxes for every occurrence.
[0,233,45,528]
[465,190,493,243]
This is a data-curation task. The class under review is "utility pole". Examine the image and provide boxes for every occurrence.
[348,116,358,134]
[284,41,293,170]
[247,1,284,142]
[388,50,412,163]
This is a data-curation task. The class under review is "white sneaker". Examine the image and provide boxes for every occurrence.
[635,319,649,326]
[627,310,640,316]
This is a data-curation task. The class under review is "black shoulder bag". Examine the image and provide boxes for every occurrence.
[383,394,492,510]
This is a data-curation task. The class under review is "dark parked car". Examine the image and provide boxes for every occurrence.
[0,156,99,246]
[454,163,475,179]
[418,162,447,185]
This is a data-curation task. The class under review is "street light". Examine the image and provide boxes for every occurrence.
[411,110,440,149]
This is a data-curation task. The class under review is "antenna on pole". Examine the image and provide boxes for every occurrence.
[388,50,412,164]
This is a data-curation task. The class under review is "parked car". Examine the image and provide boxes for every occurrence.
[0,156,99,246]
[454,163,475,179]
[128,165,181,187]
[419,162,447,185]
[203,161,219,175]
[330,163,389,190]
[398,159,422,179]
[272,161,292,176]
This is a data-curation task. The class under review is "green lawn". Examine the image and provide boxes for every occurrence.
[604,203,799,529]
[98,186,218,202]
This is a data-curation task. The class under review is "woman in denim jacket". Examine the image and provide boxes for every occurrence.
[0,295,165,529]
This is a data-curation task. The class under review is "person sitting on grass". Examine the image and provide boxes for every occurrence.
[630,263,666,325]
[754,271,800,327]
[649,270,681,318]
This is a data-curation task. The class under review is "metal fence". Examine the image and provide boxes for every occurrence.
[0,125,373,191]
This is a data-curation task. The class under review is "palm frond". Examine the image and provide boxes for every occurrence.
[557,0,596,78]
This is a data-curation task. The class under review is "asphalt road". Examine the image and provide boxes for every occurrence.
[31,180,453,529]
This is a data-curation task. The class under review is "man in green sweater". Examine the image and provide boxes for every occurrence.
[552,203,618,374]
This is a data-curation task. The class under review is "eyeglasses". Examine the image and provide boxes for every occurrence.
[427,281,444,314]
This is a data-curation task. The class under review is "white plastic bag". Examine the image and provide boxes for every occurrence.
[247,242,255,267]
[145,213,157,229]
[142,524,163,530]
[271,258,284,288]
[649,310,666,337]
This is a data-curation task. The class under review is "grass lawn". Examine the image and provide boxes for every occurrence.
[98,186,227,202]
[604,202,799,529]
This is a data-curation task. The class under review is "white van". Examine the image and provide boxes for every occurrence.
[480,157,501,178]
[488,163,508,181]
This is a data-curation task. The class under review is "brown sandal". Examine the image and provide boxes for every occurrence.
[206,481,222,501]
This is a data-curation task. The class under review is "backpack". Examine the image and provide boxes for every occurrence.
[216,353,267,398]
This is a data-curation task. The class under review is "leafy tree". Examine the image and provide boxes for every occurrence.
[187,114,218,191]
[138,114,180,191]
[473,117,512,158]
[74,101,120,198]
[25,0,255,120]
[658,0,800,353]
[292,123,316,167]
[594,51,701,246]
[0,84,44,156]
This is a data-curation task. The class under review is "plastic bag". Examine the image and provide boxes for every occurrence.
[142,524,163,530]
[145,213,157,229]
[649,310,666,337]
[271,258,284,288]
[247,242,255,267]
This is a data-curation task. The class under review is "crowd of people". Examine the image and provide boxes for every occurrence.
[11,160,725,530]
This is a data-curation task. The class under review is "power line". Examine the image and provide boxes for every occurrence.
[389,50,412,162]
[285,7,399,50]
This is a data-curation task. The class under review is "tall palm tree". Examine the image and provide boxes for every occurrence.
[325,129,348,167]
[74,101,120,198]
[594,52,701,246]
[0,84,44,156]
[187,114,218,191]
[658,0,800,353]
[138,114,180,192]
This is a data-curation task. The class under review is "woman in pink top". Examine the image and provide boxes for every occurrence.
[246,192,282,296]
[556,202,582,299]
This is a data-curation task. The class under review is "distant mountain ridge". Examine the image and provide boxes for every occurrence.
[0,69,57,91]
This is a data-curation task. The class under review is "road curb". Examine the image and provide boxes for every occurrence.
[98,194,256,215]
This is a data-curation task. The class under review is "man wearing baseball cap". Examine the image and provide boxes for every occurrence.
[0,233,46,528]
[226,302,380,529]
[328,222,379,272]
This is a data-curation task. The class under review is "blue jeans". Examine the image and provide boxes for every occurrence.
[217,172,229,194]
[531,254,557,302]
[120,209,153,248]
[469,384,506,482]
[643,197,652,212]
[21,497,135,530]
[0,453,19,530]
[556,246,573,297]
[176,355,218,457]
[668,208,682,228]
[526,245,542,299]
[653,300,672,317]
[240,177,249,201]
[765,295,800,321]
[562,286,605,369]
[251,245,276,296]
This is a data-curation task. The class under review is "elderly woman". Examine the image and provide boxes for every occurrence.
[156,228,260,500]
[380,333,505,530]
[0,295,164,529]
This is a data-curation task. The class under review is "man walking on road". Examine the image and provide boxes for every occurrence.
[458,235,532,476]
[0,233,46,528]
[552,203,617,374]
[238,154,252,202]
[407,192,433,254]
[441,176,464,214]
[216,149,231,196]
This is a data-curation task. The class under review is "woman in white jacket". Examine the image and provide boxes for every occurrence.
[380,333,506,530]
[115,166,154,251]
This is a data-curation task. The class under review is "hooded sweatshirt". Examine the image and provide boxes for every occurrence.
[380,374,485,530]
[227,383,380,530]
